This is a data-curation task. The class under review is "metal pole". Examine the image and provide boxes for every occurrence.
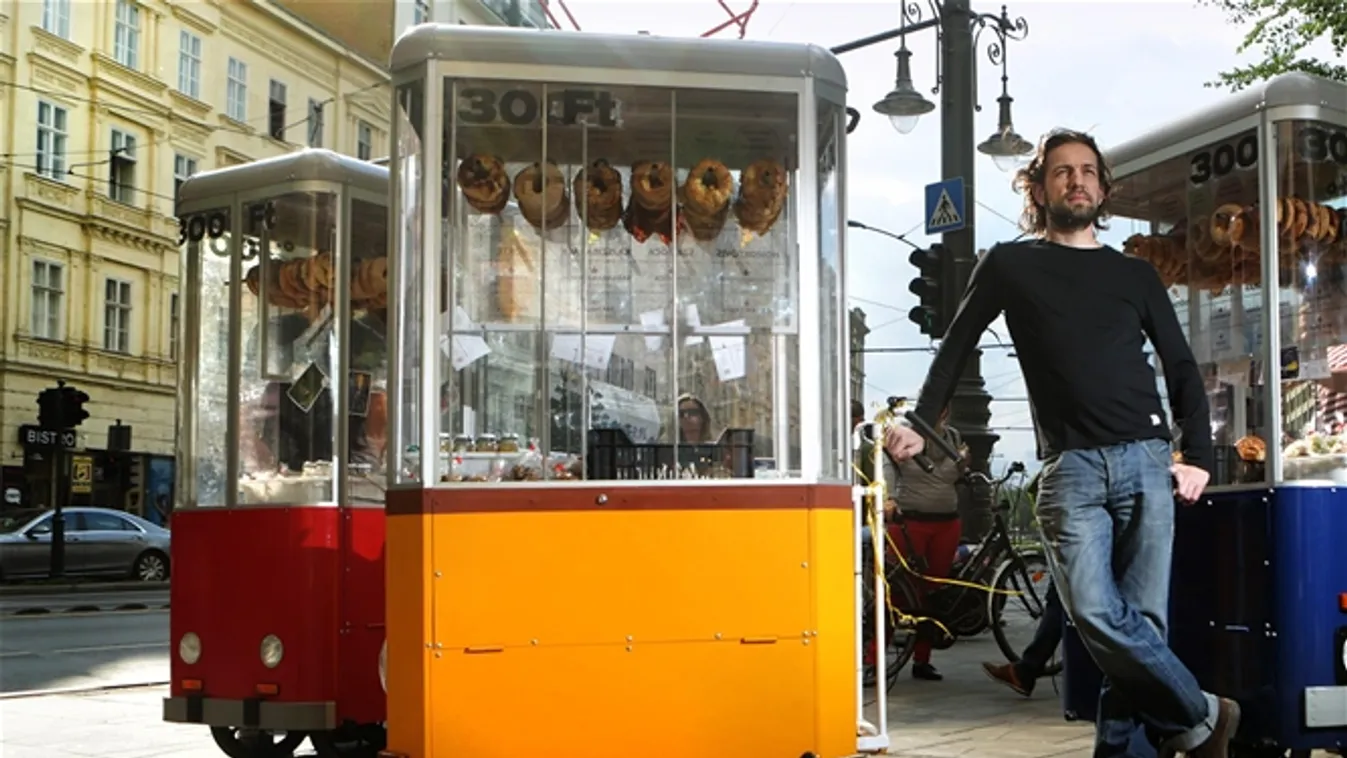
[940,0,999,540]
[49,443,65,578]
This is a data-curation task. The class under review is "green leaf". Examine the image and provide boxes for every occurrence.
[1199,0,1347,89]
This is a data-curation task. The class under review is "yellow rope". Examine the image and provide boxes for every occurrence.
[854,414,1030,649]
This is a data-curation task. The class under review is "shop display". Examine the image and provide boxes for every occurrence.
[571,158,623,231]
[513,160,571,230]
[455,153,511,214]
[1123,197,1347,291]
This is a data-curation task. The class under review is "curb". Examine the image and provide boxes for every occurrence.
[5,602,171,617]
[0,679,170,701]
[0,581,169,597]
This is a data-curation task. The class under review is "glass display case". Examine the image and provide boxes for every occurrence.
[387,31,850,487]
[177,151,391,506]
[1108,73,1347,487]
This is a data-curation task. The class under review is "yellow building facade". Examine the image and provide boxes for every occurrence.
[0,0,390,509]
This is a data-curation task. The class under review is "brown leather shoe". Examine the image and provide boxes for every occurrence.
[981,661,1033,697]
[1188,697,1241,758]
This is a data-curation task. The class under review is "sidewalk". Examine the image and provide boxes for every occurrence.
[881,634,1094,758]
[8,635,1332,758]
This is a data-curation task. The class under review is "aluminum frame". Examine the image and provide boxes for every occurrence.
[175,157,390,511]
[393,55,848,486]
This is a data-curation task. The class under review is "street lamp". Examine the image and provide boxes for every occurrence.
[872,47,935,135]
[862,3,1034,172]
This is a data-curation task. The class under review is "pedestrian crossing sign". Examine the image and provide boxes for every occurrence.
[924,177,966,235]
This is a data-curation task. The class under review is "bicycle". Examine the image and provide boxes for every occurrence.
[859,412,1059,688]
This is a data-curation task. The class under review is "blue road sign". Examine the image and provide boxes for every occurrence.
[924,177,966,235]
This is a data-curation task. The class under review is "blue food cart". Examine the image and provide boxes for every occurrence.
[1059,72,1347,758]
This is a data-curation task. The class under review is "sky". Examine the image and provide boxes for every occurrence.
[555,0,1278,472]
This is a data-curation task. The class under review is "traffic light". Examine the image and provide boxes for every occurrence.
[909,243,953,338]
[125,458,141,492]
[37,387,63,428]
[35,381,90,429]
[60,385,90,427]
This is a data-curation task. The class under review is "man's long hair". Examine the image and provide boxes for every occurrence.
[1011,128,1115,236]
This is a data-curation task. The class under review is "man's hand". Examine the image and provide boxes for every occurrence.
[1171,462,1210,504]
[884,424,924,461]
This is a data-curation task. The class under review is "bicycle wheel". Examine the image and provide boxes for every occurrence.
[989,552,1061,675]
[861,558,919,688]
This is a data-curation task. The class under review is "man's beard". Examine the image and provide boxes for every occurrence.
[1047,198,1100,232]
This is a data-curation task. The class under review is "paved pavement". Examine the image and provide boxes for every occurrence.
[0,609,168,694]
[0,632,1337,757]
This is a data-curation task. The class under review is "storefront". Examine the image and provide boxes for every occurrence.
[9,425,174,524]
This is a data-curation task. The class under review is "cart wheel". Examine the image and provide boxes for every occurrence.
[210,726,306,758]
[309,723,387,758]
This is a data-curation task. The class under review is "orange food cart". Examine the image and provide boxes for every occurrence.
[379,23,877,758]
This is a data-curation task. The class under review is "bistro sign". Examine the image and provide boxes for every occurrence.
[19,425,77,449]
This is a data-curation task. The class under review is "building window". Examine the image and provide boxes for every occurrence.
[36,101,68,180]
[169,292,180,361]
[307,98,324,147]
[356,120,372,161]
[108,129,137,204]
[226,58,247,122]
[104,278,132,354]
[414,0,430,24]
[268,80,287,140]
[31,260,64,340]
[173,154,197,197]
[114,0,140,69]
[177,31,202,99]
[41,0,71,39]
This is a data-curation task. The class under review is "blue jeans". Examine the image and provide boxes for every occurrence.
[1035,439,1217,757]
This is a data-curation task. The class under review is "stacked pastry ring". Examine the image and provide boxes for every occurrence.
[571,159,623,232]
[1125,196,1347,291]
[245,252,389,314]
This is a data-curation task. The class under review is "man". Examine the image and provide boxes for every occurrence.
[982,580,1062,696]
[883,129,1237,758]
[983,469,1064,696]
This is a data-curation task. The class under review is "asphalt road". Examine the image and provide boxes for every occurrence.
[0,609,169,694]
[0,588,169,616]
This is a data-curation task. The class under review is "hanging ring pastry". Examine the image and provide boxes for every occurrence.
[624,160,675,243]
[681,158,734,241]
[1209,204,1244,248]
[513,160,570,231]
[733,158,788,235]
[456,154,510,214]
[571,159,623,232]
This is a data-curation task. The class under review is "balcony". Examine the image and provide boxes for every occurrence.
[478,0,550,28]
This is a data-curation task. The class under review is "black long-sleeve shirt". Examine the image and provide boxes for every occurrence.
[912,239,1213,472]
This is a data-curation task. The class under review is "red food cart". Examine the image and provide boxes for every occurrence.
[164,149,390,757]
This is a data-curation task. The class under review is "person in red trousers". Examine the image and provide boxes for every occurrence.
[884,406,966,681]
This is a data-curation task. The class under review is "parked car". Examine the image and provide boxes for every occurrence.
[0,507,171,582]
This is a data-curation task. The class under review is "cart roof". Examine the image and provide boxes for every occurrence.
[177,149,388,210]
[1107,72,1347,172]
[389,24,846,92]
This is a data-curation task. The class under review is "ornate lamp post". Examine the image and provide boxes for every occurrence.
[833,2,1034,538]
